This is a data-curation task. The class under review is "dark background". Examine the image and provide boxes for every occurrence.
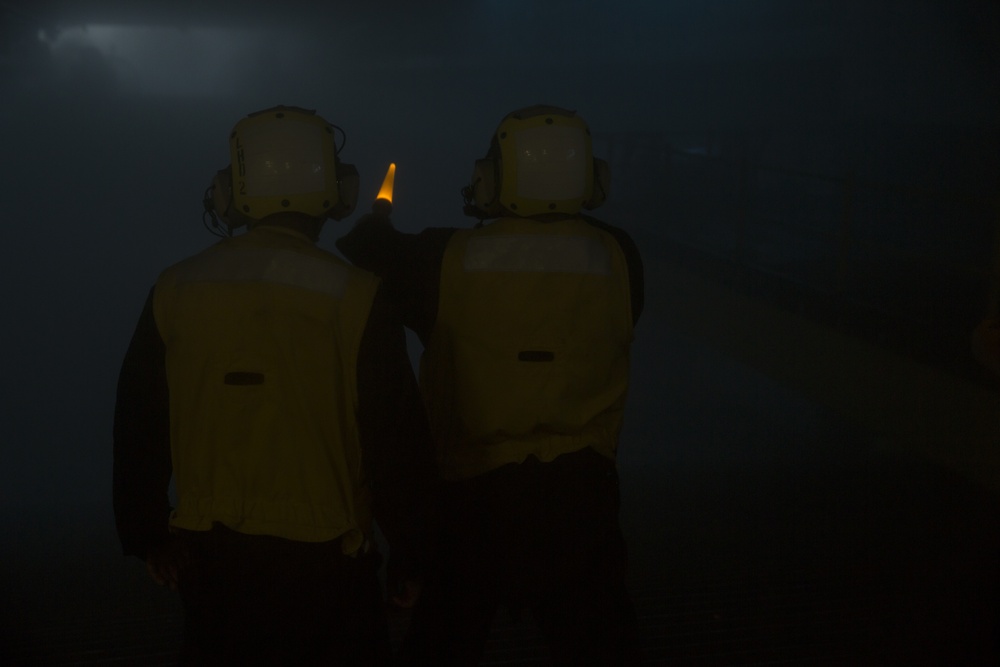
[2,1,999,664]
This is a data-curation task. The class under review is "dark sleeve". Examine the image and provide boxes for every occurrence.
[336,215,456,344]
[356,285,439,577]
[582,215,645,325]
[112,287,173,560]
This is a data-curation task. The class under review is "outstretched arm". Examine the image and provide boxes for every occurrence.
[337,215,456,344]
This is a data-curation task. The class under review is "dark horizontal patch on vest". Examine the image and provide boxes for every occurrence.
[518,350,555,362]
[224,372,265,385]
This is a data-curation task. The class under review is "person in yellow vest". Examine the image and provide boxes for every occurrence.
[113,106,436,665]
[337,105,643,665]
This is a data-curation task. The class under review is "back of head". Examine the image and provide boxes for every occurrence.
[203,105,359,236]
[463,104,610,220]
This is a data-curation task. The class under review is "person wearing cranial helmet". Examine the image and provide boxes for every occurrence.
[200,104,360,239]
[114,105,437,666]
[337,104,643,665]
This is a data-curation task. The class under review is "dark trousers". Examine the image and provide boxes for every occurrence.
[404,448,639,666]
[175,525,392,666]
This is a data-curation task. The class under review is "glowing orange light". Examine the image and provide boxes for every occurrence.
[376,163,395,204]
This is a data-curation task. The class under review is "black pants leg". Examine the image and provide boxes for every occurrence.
[403,449,639,666]
[177,526,393,666]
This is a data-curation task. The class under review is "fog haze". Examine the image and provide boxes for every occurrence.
[1,0,997,554]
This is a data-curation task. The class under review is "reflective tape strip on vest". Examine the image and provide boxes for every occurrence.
[463,234,612,275]
[171,246,350,298]
[422,217,633,480]
[152,228,378,550]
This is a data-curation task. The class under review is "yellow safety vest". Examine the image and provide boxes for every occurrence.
[421,217,634,480]
[153,225,379,553]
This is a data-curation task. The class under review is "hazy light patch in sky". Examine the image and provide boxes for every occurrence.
[40,24,265,97]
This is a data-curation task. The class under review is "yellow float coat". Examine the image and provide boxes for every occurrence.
[421,217,634,480]
[153,226,378,551]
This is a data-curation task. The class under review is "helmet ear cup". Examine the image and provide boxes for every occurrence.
[472,157,498,208]
[210,167,234,222]
[465,157,504,218]
[584,158,610,210]
[328,161,359,220]
[212,166,254,230]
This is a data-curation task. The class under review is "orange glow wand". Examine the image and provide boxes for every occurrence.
[372,162,395,216]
